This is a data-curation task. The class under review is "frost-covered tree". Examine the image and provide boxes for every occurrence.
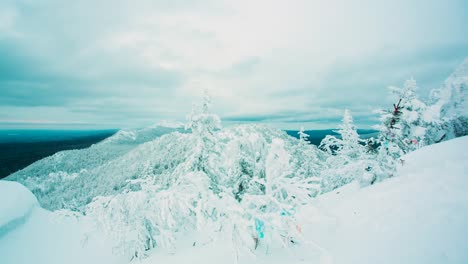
[319,110,371,191]
[292,126,322,195]
[185,91,221,139]
[298,126,309,144]
[241,138,316,248]
[426,58,468,141]
[377,78,429,155]
[185,90,224,192]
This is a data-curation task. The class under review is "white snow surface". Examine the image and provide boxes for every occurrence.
[0,181,38,231]
[0,181,125,264]
[1,136,467,264]
[141,136,468,264]
[298,135,468,264]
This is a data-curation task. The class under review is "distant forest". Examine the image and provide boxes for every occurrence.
[0,130,116,179]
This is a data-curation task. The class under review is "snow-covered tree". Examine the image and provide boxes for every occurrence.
[426,58,468,141]
[377,78,429,155]
[185,91,225,193]
[298,126,309,144]
[185,91,221,139]
[240,138,316,249]
[319,110,371,191]
[292,126,322,196]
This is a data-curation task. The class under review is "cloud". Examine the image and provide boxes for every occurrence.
[0,0,467,129]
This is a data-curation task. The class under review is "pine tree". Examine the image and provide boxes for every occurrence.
[298,126,309,144]
[377,78,428,155]
[185,90,224,192]
[319,110,370,191]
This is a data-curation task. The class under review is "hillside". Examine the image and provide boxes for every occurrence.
[1,136,467,264]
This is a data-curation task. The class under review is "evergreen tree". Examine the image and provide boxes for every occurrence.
[319,110,370,191]
[298,126,309,144]
[185,90,224,192]
[377,78,428,155]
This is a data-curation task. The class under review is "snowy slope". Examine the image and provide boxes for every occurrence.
[1,136,467,264]
[0,181,125,264]
[5,125,182,211]
[6,124,323,212]
[142,136,468,264]
[298,135,468,264]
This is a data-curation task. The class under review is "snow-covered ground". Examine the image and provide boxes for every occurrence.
[298,135,468,264]
[1,136,467,264]
[0,182,124,264]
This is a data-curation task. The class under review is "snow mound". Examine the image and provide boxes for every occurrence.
[0,198,125,264]
[0,181,38,235]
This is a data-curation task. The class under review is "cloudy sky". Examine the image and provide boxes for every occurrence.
[0,0,467,130]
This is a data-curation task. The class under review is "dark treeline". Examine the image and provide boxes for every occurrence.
[0,131,116,179]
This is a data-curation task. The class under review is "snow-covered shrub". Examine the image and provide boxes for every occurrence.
[86,171,210,259]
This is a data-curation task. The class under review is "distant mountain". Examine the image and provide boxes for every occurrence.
[0,130,117,179]
[0,129,118,143]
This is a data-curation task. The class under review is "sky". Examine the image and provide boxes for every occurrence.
[0,0,467,130]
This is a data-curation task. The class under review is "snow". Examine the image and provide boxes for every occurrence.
[5,125,183,211]
[411,125,426,138]
[0,181,38,234]
[299,136,468,264]
[138,136,468,264]
[0,180,125,264]
[1,137,468,263]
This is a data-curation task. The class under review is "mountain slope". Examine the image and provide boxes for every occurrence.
[297,135,468,264]
[2,136,466,264]
[138,136,468,264]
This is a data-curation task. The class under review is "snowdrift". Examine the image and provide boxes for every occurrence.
[0,181,38,236]
[0,180,125,264]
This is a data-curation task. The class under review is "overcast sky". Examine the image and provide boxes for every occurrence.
[0,0,467,130]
